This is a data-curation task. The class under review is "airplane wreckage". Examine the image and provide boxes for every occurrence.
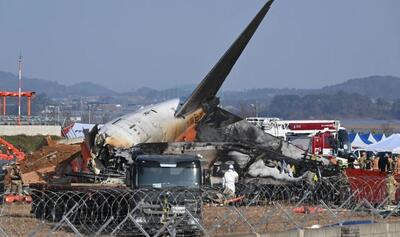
[83,0,339,185]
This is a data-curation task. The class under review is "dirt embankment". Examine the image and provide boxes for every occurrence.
[1,135,86,185]
[20,140,81,184]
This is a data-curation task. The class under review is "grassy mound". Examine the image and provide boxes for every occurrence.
[1,135,61,153]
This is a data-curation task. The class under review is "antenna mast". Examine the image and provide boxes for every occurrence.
[17,53,22,125]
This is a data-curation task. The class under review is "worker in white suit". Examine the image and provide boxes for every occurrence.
[222,164,239,198]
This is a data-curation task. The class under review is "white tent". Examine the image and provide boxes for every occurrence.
[367,133,377,144]
[364,133,400,152]
[393,146,400,154]
[382,134,387,140]
[351,133,372,149]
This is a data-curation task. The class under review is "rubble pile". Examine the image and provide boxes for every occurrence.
[20,138,81,184]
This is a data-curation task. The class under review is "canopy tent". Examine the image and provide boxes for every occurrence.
[367,133,378,144]
[348,133,357,143]
[364,134,400,152]
[373,133,386,142]
[351,133,372,149]
[359,133,370,142]
[393,146,400,154]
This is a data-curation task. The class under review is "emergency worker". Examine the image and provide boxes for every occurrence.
[4,165,12,194]
[347,154,356,169]
[10,162,23,195]
[287,164,294,177]
[359,152,367,169]
[222,164,239,199]
[379,154,389,173]
[395,155,400,175]
[388,155,394,172]
[290,164,296,176]
[365,157,372,170]
[310,154,316,161]
[372,155,380,171]
[329,156,337,166]
[317,151,323,161]
[386,171,399,205]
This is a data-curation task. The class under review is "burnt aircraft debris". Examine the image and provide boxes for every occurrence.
[83,0,340,182]
[88,0,276,171]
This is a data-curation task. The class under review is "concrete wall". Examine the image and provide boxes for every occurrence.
[0,125,61,136]
[258,221,400,237]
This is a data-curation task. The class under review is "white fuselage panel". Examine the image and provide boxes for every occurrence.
[97,98,197,149]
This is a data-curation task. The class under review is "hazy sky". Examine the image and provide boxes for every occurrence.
[0,0,399,92]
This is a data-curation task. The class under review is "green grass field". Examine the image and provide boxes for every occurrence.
[1,135,61,153]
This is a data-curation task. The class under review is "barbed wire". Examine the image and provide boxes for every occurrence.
[0,175,399,236]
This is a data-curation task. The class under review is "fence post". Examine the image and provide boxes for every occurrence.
[275,202,300,230]
[153,216,177,237]
[46,203,82,237]
[0,227,9,237]
[110,202,150,237]
[185,209,209,237]
[94,216,114,236]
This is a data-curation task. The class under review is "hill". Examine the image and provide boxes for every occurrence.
[0,71,116,97]
[221,75,400,102]
[2,70,399,102]
[320,75,400,100]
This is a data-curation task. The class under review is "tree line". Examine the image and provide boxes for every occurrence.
[261,91,400,120]
[230,91,400,120]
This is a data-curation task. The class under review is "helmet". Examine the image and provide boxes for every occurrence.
[228,164,234,170]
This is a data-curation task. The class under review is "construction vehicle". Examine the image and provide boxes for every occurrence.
[0,137,30,203]
[0,137,25,161]
[246,117,351,157]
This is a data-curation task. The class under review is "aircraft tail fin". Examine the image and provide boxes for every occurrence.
[175,0,274,117]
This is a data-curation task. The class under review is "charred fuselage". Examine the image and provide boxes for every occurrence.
[88,0,276,175]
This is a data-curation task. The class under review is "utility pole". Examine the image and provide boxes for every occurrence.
[17,53,22,126]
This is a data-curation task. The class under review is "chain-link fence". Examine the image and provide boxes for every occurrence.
[1,175,400,236]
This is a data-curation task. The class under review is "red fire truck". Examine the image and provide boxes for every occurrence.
[246,117,350,156]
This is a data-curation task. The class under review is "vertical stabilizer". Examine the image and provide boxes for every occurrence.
[175,0,274,117]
